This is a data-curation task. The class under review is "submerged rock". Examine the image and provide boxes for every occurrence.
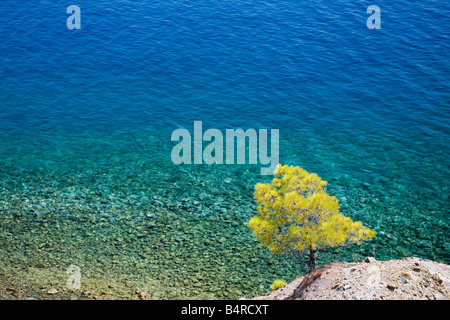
[47,288,58,295]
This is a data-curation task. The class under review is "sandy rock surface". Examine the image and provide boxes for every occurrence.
[252,257,450,300]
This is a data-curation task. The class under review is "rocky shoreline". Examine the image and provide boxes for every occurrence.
[251,257,450,300]
[2,256,449,300]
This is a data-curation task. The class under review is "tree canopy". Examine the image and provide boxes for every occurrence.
[248,164,376,272]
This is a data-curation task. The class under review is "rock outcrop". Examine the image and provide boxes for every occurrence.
[251,257,450,300]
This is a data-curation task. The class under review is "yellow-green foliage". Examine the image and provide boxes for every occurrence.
[248,164,376,259]
[270,280,286,291]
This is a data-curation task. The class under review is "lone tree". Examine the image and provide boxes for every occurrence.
[248,164,376,273]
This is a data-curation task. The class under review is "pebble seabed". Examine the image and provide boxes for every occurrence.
[0,129,448,299]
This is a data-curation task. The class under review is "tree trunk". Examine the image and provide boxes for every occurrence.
[308,249,316,273]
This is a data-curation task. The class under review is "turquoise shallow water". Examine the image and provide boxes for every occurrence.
[0,1,449,299]
[0,126,447,298]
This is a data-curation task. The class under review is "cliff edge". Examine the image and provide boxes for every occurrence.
[251,257,450,300]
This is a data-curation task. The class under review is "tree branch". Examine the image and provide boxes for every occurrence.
[316,241,360,252]
[290,250,309,264]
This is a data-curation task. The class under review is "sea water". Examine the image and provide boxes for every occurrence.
[0,1,448,299]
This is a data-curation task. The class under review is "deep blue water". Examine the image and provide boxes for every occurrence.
[0,1,448,299]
